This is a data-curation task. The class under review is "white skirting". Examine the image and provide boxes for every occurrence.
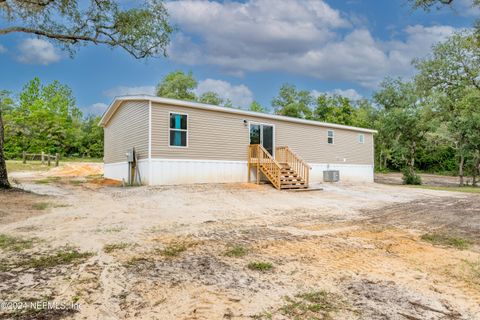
[103,159,374,185]
[310,163,374,183]
[149,159,247,185]
[103,160,149,184]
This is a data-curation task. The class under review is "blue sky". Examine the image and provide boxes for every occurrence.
[0,0,477,115]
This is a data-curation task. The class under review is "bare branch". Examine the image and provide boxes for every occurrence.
[0,0,172,59]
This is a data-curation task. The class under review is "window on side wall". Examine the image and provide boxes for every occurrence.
[358,133,365,144]
[327,130,334,145]
[169,113,188,147]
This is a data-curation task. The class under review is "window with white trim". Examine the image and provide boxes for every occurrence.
[327,130,334,144]
[358,133,365,144]
[169,113,187,147]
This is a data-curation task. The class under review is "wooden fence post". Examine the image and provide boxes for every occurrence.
[22,151,26,164]
[41,151,45,165]
[47,154,51,166]
[55,153,59,167]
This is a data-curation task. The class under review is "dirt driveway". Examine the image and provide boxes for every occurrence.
[1,165,479,319]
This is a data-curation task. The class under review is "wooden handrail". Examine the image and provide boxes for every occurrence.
[248,144,282,189]
[275,146,310,187]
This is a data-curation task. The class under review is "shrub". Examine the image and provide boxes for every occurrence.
[402,168,422,185]
[247,261,273,271]
[104,243,129,253]
[158,241,196,257]
[0,234,34,251]
[224,245,248,257]
[421,233,472,250]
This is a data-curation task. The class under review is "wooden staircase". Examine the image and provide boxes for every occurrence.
[248,145,311,190]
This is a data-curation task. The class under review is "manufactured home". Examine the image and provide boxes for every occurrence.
[99,96,376,189]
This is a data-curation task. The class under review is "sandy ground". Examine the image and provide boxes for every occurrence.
[1,164,479,319]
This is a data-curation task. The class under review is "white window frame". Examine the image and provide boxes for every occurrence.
[169,111,188,148]
[358,133,365,144]
[327,129,334,145]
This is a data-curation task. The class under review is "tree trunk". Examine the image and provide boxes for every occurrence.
[409,142,416,172]
[473,153,480,187]
[379,150,384,170]
[458,153,465,187]
[0,111,10,189]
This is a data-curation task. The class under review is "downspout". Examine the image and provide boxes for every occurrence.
[148,100,152,185]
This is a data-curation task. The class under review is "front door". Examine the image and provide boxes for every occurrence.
[250,123,274,156]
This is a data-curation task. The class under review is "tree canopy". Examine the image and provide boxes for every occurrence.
[0,0,173,188]
[156,71,198,101]
[0,0,173,58]
[410,0,455,10]
[249,101,265,113]
[156,71,233,108]
[271,84,313,119]
[414,32,480,185]
[2,78,103,159]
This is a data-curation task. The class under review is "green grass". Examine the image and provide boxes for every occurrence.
[0,248,93,272]
[34,177,61,184]
[32,202,50,210]
[421,233,472,250]
[406,185,480,194]
[0,234,34,251]
[124,256,154,267]
[247,261,273,271]
[68,179,85,186]
[253,291,344,320]
[0,260,9,272]
[61,157,103,163]
[6,158,102,174]
[464,260,480,286]
[465,259,480,274]
[104,243,129,253]
[279,291,343,320]
[224,245,248,257]
[6,160,51,172]
[26,249,93,269]
[159,242,189,257]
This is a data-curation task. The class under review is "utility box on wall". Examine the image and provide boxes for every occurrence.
[126,148,135,163]
[323,170,340,182]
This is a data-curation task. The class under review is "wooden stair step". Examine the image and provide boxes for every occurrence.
[280,185,308,189]
[281,182,306,186]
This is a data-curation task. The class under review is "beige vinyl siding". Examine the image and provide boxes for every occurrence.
[104,101,149,164]
[151,102,374,165]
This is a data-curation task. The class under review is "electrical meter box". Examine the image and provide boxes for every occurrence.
[126,148,135,162]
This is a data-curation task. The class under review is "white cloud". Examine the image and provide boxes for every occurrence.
[385,25,457,75]
[85,102,109,115]
[166,0,458,88]
[195,79,254,108]
[332,89,363,100]
[102,80,253,108]
[17,39,60,65]
[456,0,480,17]
[312,88,363,100]
[0,45,6,54]
[103,85,156,98]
